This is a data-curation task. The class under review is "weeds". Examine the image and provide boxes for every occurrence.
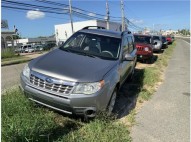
[2,88,131,142]
[137,42,176,103]
[1,47,19,59]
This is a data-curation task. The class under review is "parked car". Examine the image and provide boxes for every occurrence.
[34,44,44,51]
[171,35,175,41]
[152,35,162,52]
[134,34,153,63]
[166,35,173,44]
[20,26,137,118]
[25,46,36,53]
[162,36,168,49]
[42,43,56,50]
[15,47,23,53]
[15,44,34,53]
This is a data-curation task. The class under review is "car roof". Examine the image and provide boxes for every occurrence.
[133,34,152,37]
[79,29,122,38]
[153,35,162,37]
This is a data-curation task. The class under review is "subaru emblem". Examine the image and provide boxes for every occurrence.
[46,78,53,84]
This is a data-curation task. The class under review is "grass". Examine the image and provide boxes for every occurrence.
[137,42,176,103]
[2,42,176,142]
[121,42,176,124]
[2,48,19,59]
[2,88,131,142]
[2,56,29,62]
[1,57,32,66]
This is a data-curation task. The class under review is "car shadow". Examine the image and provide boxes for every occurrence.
[113,68,145,119]
[137,55,158,64]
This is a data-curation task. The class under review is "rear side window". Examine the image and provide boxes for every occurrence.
[127,36,134,53]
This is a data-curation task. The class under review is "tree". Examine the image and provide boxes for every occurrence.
[12,35,21,39]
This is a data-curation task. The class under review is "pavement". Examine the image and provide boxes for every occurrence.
[131,39,190,142]
[1,52,46,91]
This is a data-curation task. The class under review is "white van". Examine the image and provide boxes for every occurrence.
[23,44,35,53]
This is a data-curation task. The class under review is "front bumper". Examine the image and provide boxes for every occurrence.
[20,74,107,117]
[136,52,153,60]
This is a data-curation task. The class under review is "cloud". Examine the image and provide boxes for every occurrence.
[130,19,144,24]
[26,10,45,20]
[88,13,96,17]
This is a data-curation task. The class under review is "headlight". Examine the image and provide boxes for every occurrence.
[23,64,30,79]
[144,47,149,51]
[73,80,104,95]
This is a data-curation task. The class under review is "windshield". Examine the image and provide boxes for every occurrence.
[60,32,121,60]
[134,35,151,44]
[153,36,160,40]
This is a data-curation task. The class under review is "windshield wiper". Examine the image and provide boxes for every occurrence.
[60,48,72,52]
[75,51,100,58]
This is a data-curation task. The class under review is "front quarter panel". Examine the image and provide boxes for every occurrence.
[101,63,120,109]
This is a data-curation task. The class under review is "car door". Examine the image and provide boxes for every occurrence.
[120,34,132,84]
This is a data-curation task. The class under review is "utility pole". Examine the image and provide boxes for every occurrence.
[106,0,110,30]
[69,0,74,34]
[120,0,125,32]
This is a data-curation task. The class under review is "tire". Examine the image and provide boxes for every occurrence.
[107,88,117,115]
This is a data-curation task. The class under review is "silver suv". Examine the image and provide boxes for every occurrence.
[20,27,137,118]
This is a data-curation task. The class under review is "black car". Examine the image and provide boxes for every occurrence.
[162,36,168,49]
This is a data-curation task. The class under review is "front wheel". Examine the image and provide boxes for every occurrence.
[107,88,117,115]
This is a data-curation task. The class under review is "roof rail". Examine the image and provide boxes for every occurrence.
[82,26,106,30]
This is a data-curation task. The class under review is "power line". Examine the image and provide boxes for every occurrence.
[2,0,68,12]
[34,0,121,19]
[2,5,69,15]
[2,0,144,31]
[3,8,70,21]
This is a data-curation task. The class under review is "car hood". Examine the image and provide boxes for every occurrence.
[29,49,118,82]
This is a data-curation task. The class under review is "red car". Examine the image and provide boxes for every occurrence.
[166,35,173,44]
[134,34,153,63]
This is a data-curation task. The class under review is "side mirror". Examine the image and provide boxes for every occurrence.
[123,53,134,61]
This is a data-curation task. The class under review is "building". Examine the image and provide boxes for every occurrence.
[1,31,15,48]
[162,30,178,35]
[55,20,122,45]
[14,36,56,47]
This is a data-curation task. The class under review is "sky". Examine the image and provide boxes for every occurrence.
[2,0,190,38]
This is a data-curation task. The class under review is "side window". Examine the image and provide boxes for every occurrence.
[127,36,134,53]
[122,35,129,52]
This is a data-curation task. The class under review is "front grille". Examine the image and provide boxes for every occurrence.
[136,46,144,51]
[30,74,74,94]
